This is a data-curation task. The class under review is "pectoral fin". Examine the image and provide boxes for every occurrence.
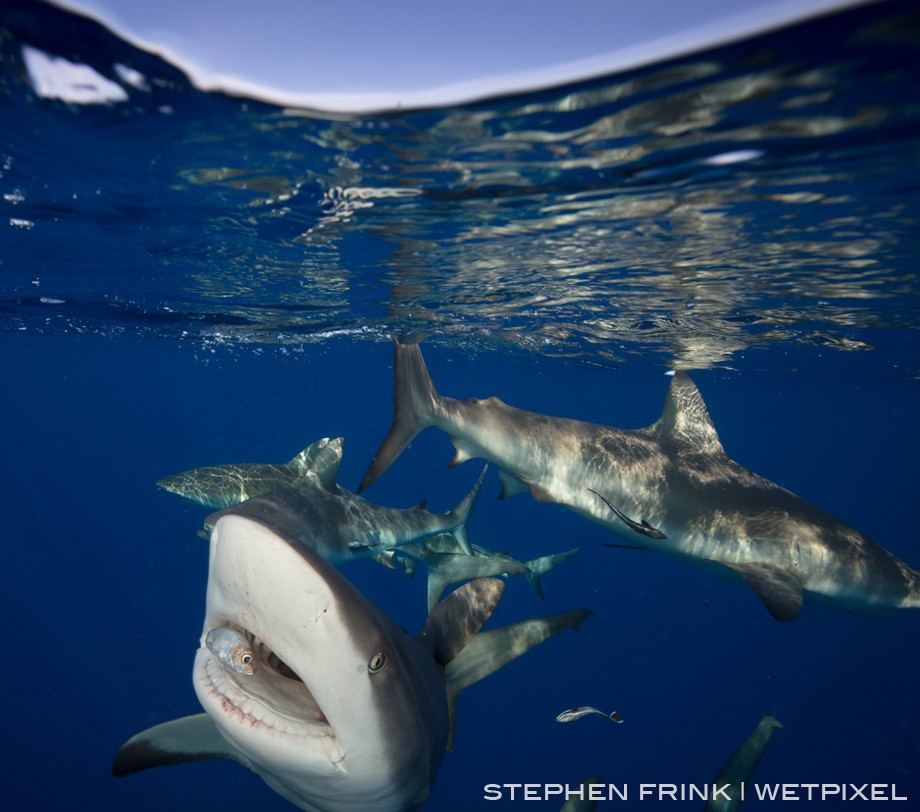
[497,470,530,499]
[719,561,805,621]
[417,577,505,669]
[444,608,594,751]
[495,473,561,506]
[112,713,250,777]
[448,442,474,467]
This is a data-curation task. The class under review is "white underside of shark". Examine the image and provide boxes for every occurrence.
[113,512,504,811]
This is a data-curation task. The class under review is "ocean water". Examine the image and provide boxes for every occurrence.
[2,0,920,809]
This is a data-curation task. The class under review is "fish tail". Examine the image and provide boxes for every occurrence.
[443,465,487,555]
[359,336,442,492]
[523,547,581,599]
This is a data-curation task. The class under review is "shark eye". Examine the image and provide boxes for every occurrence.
[368,651,388,673]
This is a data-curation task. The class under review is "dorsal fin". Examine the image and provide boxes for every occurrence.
[288,437,343,489]
[649,372,724,454]
[417,578,504,670]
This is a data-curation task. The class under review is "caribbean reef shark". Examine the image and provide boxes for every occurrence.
[397,538,581,611]
[112,512,504,812]
[359,337,920,621]
[162,437,484,561]
[157,439,340,508]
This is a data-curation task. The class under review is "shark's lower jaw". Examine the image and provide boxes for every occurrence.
[193,631,344,770]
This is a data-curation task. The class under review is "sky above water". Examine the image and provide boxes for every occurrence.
[50,0,863,110]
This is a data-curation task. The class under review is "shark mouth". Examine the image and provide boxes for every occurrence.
[194,624,342,762]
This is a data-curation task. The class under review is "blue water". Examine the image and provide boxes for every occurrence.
[2,0,919,809]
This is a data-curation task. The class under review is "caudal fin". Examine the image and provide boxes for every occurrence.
[359,337,441,492]
[523,546,581,599]
[442,465,487,555]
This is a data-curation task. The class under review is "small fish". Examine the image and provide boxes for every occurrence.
[556,706,623,724]
[206,627,257,675]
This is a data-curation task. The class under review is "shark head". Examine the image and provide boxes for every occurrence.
[191,513,500,812]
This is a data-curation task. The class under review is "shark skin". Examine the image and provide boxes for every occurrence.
[705,716,783,812]
[359,337,920,621]
[112,513,504,812]
[164,436,485,561]
[157,438,343,508]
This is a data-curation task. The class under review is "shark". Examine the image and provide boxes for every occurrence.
[359,337,920,621]
[163,436,485,561]
[157,438,342,508]
[705,716,783,812]
[416,536,582,601]
[396,542,581,610]
[112,511,505,812]
[406,548,531,613]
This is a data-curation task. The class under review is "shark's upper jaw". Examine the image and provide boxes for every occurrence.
[114,500,503,812]
[193,626,340,764]
[193,514,384,781]
[191,512,453,812]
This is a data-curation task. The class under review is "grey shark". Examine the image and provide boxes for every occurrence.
[166,436,485,562]
[409,549,531,613]
[157,438,342,507]
[705,716,783,812]
[417,536,582,601]
[359,337,920,621]
[112,512,504,812]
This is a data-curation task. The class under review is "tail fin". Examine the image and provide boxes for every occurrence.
[424,549,528,613]
[523,547,581,599]
[442,465,487,555]
[359,337,441,492]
